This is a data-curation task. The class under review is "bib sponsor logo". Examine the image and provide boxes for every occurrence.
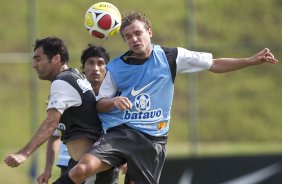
[123,109,163,121]
[131,80,155,96]
[50,100,57,105]
[77,78,92,93]
[158,121,167,130]
[124,93,163,121]
[135,93,150,111]
[57,123,66,132]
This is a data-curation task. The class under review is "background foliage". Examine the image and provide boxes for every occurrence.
[0,0,281,183]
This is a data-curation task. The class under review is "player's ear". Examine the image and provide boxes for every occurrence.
[148,27,152,38]
[52,54,61,64]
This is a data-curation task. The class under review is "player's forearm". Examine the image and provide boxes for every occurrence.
[210,58,252,73]
[44,136,60,171]
[96,97,116,112]
[18,119,58,158]
[44,153,55,173]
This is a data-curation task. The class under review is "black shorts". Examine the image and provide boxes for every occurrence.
[89,125,167,184]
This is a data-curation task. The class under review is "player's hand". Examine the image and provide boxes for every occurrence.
[250,48,278,65]
[4,152,27,168]
[113,97,132,111]
[37,171,52,184]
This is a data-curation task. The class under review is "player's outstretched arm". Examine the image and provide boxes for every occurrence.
[210,48,278,73]
[4,109,61,168]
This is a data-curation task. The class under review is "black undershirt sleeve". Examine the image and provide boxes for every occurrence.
[162,47,178,83]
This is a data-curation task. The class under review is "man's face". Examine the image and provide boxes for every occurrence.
[32,47,57,80]
[122,20,152,58]
[82,56,107,86]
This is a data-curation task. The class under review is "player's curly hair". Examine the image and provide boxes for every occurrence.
[120,11,152,37]
[33,36,69,64]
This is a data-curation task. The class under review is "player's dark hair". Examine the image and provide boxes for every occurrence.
[80,44,110,68]
[120,11,152,38]
[33,36,69,64]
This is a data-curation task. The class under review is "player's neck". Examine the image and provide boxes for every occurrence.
[60,64,68,71]
[132,49,152,60]
[92,83,101,96]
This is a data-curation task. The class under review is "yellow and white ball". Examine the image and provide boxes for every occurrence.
[85,2,121,39]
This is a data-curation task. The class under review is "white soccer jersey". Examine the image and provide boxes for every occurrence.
[47,80,82,114]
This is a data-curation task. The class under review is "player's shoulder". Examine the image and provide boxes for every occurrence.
[53,68,82,81]
[160,46,177,53]
[160,46,178,59]
[158,46,177,61]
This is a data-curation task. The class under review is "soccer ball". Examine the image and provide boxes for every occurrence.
[84,2,122,39]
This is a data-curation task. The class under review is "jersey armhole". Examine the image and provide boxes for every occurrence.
[162,47,177,83]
